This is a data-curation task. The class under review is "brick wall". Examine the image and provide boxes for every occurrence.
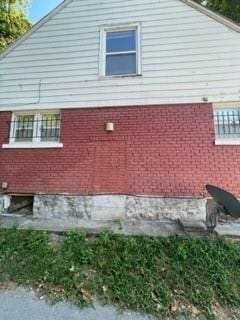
[1,103,240,197]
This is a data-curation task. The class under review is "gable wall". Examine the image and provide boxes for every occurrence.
[0,0,240,110]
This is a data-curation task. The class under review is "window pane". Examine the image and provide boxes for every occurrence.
[42,114,60,126]
[106,30,136,53]
[15,115,34,142]
[41,129,60,141]
[41,114,60,142]
[106,53,136,75]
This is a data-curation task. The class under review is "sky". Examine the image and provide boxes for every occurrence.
[29,0,63,23]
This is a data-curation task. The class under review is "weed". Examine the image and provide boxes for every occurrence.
[0,228,240,319]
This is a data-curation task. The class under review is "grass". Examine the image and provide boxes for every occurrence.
[0,228,240,319]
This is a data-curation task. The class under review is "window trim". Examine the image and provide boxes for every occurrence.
[2,110,63,149]
[99,23,141,77]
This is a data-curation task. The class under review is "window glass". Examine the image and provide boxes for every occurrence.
[106,53,136,76]
[106,30,136,53]
[104,27,138,76]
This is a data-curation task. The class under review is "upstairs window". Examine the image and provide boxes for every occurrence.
[214,108,240,144]
[100,24,141,76]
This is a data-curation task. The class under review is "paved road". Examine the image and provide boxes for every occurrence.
[0,288,152,320]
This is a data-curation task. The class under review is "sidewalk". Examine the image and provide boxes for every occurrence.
[0,214,239,238]
[0,214,185,236]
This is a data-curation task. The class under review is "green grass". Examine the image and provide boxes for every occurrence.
[0,228,240,319]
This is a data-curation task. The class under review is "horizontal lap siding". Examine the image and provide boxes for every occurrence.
[1,104,240,196]
[0,0,240,109]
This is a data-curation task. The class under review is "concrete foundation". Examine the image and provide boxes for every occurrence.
[126,196,206,221]
[33,195,92,221]
[0,194,11,213]
[3,193,240,238]
[0,194,5,213]
[33,194,206,223]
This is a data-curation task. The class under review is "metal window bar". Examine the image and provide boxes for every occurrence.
[8,117,61,142]
[214,111,240,138]
[41,117,60,141]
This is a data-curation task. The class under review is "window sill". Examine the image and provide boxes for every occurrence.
[215,138,240,145]
[2,142,63,149]
[99,74,142,79]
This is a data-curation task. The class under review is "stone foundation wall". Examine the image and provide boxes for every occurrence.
[34,195,92,221]
[33,194,206,222]
[126,196,206,221]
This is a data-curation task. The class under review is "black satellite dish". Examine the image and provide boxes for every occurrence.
[206,184,240,230]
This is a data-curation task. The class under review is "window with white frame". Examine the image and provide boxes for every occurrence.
[214,108,240,141]
[100,24,140,76]
[9,111,61,144]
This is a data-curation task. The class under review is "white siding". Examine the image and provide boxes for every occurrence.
[0,0,240,110]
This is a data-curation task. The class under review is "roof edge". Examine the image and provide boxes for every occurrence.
[0,0,73,61]
[181,0,240,33]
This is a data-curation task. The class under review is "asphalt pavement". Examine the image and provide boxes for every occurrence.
[0,288,152,320]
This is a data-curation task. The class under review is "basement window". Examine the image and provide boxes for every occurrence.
[2,111,63,149]
[7,195,34,216]
[214,108,240,145]
[100,23,141,76]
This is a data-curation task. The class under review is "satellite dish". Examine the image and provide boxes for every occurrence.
[206,185,240,219]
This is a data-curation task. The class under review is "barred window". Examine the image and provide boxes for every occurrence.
[214,108,240,139]
[9,111,61,144]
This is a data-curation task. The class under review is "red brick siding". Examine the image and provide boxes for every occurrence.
[0,103,240,197]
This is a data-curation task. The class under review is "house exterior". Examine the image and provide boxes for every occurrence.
[0,0,240,223]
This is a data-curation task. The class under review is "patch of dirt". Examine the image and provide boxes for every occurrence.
[211,304,240,320]
[167,300,240,320]
[0,281,18,292]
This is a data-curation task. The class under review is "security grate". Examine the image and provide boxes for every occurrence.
[8,114,61,142]
[214,109,240,138]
